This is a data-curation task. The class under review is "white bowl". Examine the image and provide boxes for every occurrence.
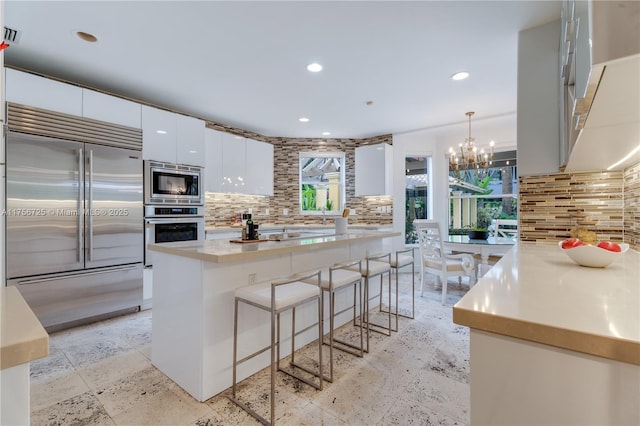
[558,241,629,268]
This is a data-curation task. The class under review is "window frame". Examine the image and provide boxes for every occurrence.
[299,151,346,215]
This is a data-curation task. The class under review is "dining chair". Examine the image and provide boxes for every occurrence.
[494,219,518,239]
[413,219,476,305]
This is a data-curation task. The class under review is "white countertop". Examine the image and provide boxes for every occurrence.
[150,230,399,263]
[205,223,392,234]
[453,242,640,365]
[1,286,49,369]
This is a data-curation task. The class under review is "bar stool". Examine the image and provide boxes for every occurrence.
[230,270,323,425]
[348,253,394,352]
[389,248,415,319]
[303,259,364,383]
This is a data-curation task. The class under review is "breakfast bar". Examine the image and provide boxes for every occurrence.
[453,242,640,425]
[149,230,398,401]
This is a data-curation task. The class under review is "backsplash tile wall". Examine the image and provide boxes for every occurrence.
[624,162,640,249]
[519,162,640,251]
[204,123,393,227]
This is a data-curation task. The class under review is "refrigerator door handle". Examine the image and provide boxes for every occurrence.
[87,149,94,261]
[78,148,84,263]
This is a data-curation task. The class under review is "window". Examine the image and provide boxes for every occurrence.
[405,156,431,244]
[299,152,345,214]
[448,150,517,234]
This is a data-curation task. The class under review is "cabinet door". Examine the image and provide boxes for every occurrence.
[221,133,247,193]
[82,89,141,128]
[355,143,392,196]
[5,68,83,116]
[176,115,205,167]
[245,139,274,196]
[141,105,176,162]
[204,129,223,192]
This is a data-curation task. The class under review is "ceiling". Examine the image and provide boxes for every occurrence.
[3,1,562,140]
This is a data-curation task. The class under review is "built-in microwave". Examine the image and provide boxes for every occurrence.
[144,160,203,205]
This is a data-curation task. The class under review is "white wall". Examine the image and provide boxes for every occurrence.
[517,19,561,176]
[391,113,517,248]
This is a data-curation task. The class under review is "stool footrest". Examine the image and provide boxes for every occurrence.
[227,396,270,426]
[324,338,364,358]
[380,307,414,320]
[284,363,322,390]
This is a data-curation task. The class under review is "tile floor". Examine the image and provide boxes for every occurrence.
[30,273,471,425]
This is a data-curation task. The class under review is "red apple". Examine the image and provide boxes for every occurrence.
[597,241,622,252]
[561,238,584,249]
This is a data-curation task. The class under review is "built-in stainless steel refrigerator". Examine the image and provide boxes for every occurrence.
[5,104,144,331]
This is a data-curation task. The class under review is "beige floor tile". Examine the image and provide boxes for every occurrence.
[31,391,115,426]
[77,350,153,391]
[404,370,470,424]
[110,388,212,426]
[377,396,467,426]
[30,369,91,412]
[93,365,176,417]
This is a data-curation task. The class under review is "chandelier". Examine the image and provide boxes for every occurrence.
[448,111,494,173]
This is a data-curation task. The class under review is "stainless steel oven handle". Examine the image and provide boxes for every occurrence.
[145,217,204,225]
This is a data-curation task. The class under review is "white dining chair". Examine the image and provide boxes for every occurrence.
[494,219,518,238]
[414,219,476,305]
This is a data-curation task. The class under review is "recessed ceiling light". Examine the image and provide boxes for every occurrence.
[156,130,167,135]
[76,31,98,43]
[299,117,310,123]
[307,63,323,72]
[451,71,470,81]
[322,131,331,136]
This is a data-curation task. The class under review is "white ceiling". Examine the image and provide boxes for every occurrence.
[3,1,562,140]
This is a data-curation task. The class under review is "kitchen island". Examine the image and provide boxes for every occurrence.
[149,230,399,401]
[1,286,49,425]
[453,242,639,425]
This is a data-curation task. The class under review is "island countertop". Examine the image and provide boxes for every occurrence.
[1,286,49,370]
[149,230,399,263]
[453,242,640,365]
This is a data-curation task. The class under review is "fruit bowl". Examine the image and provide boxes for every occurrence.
[558,241,629,268]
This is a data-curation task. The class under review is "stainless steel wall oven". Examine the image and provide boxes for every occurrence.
[144,205,205,267]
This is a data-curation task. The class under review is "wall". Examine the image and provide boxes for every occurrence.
[204,122,393,227]
[519,161,640,250]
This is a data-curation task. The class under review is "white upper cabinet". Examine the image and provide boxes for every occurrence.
[221,133,247,193]
[82,89,141,128]
[204,128,224,192]
[205,132,274,195]
[245,139,274,196]
[142,105,176,163]
[176,115,206,167]
[5,68,82,116]
[141,106,205,166]
[355,143,393,196]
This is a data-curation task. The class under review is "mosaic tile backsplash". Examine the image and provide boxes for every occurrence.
[519,162,639,250]
[204,124,393,227]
